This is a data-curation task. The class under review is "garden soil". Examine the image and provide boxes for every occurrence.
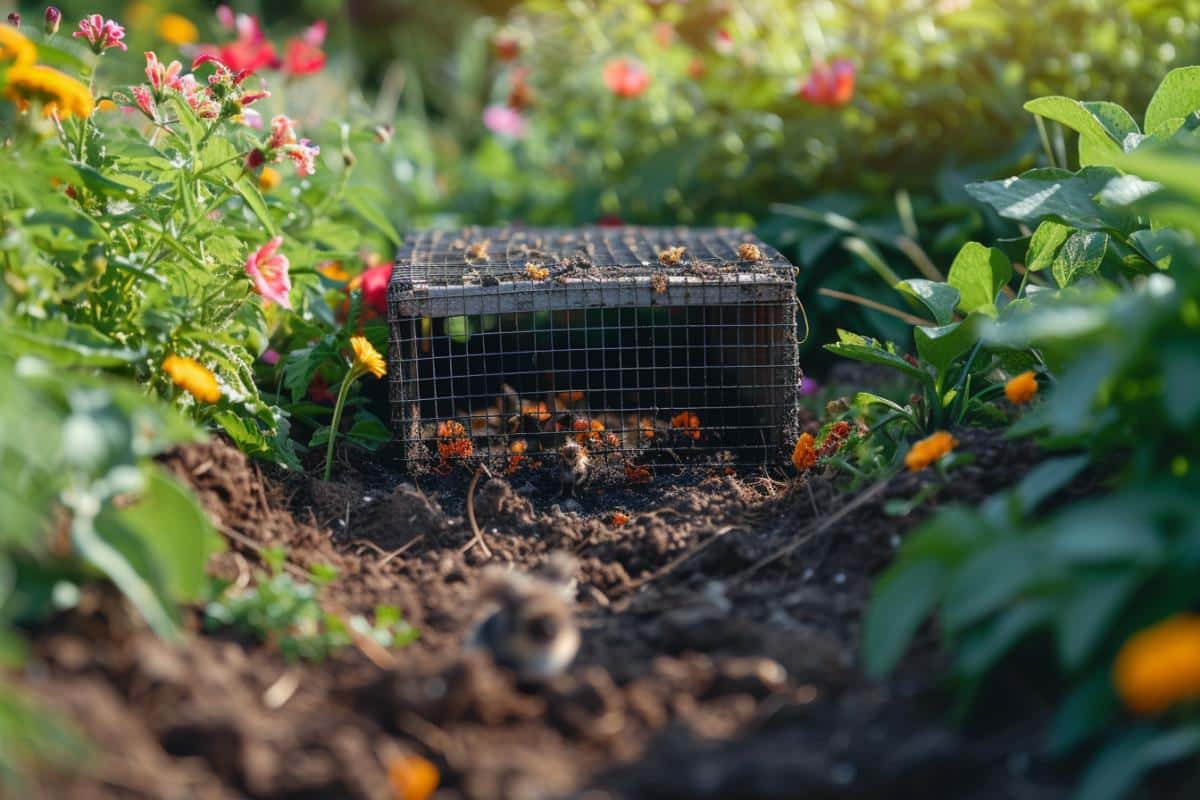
[22,426,1090,800]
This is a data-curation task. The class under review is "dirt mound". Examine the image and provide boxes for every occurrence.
[21,432,1074,799]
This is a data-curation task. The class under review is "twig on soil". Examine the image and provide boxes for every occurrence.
[608,524,743,609]
[461,466,494,559]
[263,667,302,709]
[252,462,270,513]
[730,480,888,584]
[352,535,426,567]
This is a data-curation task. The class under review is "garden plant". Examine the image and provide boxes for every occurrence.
[3,1,1200,798]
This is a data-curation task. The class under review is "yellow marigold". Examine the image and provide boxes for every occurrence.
[387,753,439,800]
[162,355,221,404]
[350,335,386,379]
[792,432,816,472]
[4,64,94,119]
[904,431,959,472]
[1005,370,1038,405]
[1114,615,1200,715]
[524,263,549,281]
[258,166,282,193]
[157,13,199,45]
[0,25,36,67]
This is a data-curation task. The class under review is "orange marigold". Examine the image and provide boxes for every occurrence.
[670,411,701,441]
[387,753,439,800]
[524,263,549,281]
[1005,370,1038,405]
[436,420,473,462]
[573,418,605,445]
[162,355,221,404]
[624,462,652,484]
[791,432,816,472]
[904,431,958,472]
[1113,614,1200,715]
[610,511,630,527]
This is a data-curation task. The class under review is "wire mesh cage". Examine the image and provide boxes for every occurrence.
[387,226,800,477]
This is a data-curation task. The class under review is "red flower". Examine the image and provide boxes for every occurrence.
[283,21,326,76]
[493,32,520,61]
[603,58,650,99]
[359,263,391,317]
[798,59,855,108]
[197,12,278,74]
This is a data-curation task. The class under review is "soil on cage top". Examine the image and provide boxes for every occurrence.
[22,429,1102,800]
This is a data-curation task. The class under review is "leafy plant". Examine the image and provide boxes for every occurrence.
[205,548,418,662]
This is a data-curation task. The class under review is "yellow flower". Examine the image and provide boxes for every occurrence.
[350,335,386,379]
[904,431,958,472]
[258,166,282,193]
[1005,370,1038,405]
[317,261,350,282]
[791,432,816,472]
[1113,615,1200,715]
[387,754,439,800]
[124,1,155,29]
[524,262,549,281]
[4,64,94,119]
[162,355,221,404]
[0,25,36,67]
[157,13,199,45]
[96,99,118,112]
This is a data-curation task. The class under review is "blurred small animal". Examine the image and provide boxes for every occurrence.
[558,440,590,497]
[467,553,580,680]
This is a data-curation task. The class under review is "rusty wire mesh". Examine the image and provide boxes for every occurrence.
[387,226,800,476]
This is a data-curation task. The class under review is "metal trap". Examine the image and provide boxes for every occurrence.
[386,226,800,475]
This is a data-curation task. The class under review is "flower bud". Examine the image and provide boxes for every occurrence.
[341,148,356,168]
[245,148,266,169]
[44,6,61,34]
[6,12,19,28]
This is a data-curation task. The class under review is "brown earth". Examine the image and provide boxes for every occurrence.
[20,426,1079,800]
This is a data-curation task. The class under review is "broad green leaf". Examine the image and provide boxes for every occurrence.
[947,242,1012,315]
[966,167,1132,231]
[2,321,144,367]
[1012,454,1090,515]
[1052,231,1108,288]
[1162,345,1200,426]
[861,559,945,678]
[199,138,242,181]
[1025,221,1073,272]
[852,391,912,417]
[1080,101,1141,143]
[167,95,204,153]
[346,191,402,247]
[1144,66,1200,134]
[1049,505,1164,565]
[1075,726,1200,800]
[1047,671,1118,756]
[234,175,276,235]
[94,467,222,604]
[942,539,1035,632]
[1023,96,1123,166]
[824,342,929,385]
[67,162,151,199]
[895,279,960,325]
[1055,570,1140,670]
[914,317,978,379]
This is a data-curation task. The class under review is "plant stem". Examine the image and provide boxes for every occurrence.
[323,366,362,481]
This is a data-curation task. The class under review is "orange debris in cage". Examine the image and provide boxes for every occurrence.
[670,411,701,441]
[436,420,473,462]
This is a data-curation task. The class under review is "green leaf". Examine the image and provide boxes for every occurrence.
[345,191,402,247]
[1075,725,1200,800]
[94,467,223,604]
[895,279,960,325]
[1056,571,1141,670]
[1049,505,1164,566]
[67,162,151,199]
[1012,455,1090,515]
[234,175,276,235]
[1161,345,1200,426]
[947,242,1012,315]
[914,318,978,379]
[1023,96,1124,166]
[1144,66,1200,134]
[199,137,242,181]
[861,559,945,678]
[1025,221,1073,272]
[954,599,1052,677]
[167,95,204,153]
[942,539,1035,632]
[824,341,930,386]
[1052,231,1108,288]
[2,321,145,367]
[1047,671,1118,757]
[966,167,1132,231]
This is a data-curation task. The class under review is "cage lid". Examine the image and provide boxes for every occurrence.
[387,226,795,298]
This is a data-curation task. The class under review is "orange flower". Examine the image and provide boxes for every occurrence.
[521,399,551,422]
[624,462,652,484]
[817,420,852,458]
[157,13,198,46]
[1005,371,1038,405]
[904,431,958,472]
[791,432,816,472]
[162,355,221,404]
[1113,615,1200,715]
[258,166,282,192]
[670,411,701,441]
[506,438,528,474]
[610,511,630,527]
[387,754,439,800]
[524,263,549,281]
[436,420,473,462]
[317,261,350,282]
[573,418,605,445]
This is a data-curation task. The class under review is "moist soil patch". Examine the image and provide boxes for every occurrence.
[21,428,1082,799]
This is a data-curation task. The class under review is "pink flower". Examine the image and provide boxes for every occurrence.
[44,7,62,35]
[713,29,733,55]
[798,59,855,108]
[260,349,280,365]
[145,51,183,96]
[267,115,320,176]
[196,12,278,74]
[131,86,155,119]
[483,105,527,138]
[216,5,235,29]
[245,236,292,309]
[7,12,19,28]
[283,37,326,76]
[73,14,127,53]
[602,58,650,99]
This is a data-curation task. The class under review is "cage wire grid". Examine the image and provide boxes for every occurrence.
[387,226,800,476]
